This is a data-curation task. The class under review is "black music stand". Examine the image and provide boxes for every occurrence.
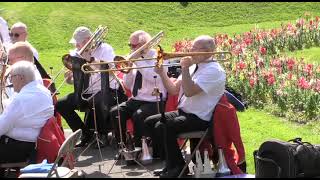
[72,57,106,170]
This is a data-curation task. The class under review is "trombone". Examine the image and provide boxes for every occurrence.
[81,45,232,74]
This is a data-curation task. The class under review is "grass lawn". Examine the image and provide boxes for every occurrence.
[1,2,320,175]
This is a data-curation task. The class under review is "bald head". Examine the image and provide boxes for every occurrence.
[192,35,215,52]
[10,22,28,43]
[8,42,34,65]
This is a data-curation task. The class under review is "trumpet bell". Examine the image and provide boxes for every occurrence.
[114,55,131,74]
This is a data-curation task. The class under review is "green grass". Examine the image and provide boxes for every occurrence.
[285,47,320,64]
[238,108,320,174]
[1,2,320,175]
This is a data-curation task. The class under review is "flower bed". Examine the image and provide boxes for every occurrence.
[173,13,320,123]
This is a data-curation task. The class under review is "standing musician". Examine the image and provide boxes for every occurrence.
[145,35,226,178]
[56,26,127,148]
[110,30,168,154]
[0,61,54,177]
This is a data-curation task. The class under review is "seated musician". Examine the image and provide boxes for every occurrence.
[145,35,226,178]
[1,42,44,108]
[0,61,54,177]
[56,26,127,148]
[110,30,168,156]
[9,22,52,81]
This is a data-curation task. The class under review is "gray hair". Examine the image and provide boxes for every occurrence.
[11,61,35,83]
[194,35,216,51]
[11,22,27,31]
[130,30,151,44]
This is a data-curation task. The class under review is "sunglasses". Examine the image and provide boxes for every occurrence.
[9,32,24,38]
[128,43,140,49]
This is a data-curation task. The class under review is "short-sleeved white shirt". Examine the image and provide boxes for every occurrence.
[177,60,226,121]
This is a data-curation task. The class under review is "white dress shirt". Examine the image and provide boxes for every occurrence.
[124,49,168,102]
[0,81,54,142]
[0,17,11,47]
[177,60,226,121]
[70,42,118,94]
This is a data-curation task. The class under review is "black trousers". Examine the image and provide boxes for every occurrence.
[110,99,160,147]
[56,89,127,138]
[0,136,36,177]
[145,109,209,169]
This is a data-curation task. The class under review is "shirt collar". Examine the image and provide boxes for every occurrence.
[19,80,37,93]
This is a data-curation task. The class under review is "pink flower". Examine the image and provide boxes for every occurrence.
[297,77,311,89]
[286,58,296,71]
[260,46,267,55]
[314,79,320,92]
[236,61,247,71]
[303,64,313,76]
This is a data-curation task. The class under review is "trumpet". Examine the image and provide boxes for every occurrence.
[81,45,232,74]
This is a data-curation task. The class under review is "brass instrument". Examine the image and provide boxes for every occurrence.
[0,37,9,114]
[81,45,232,74]
[50,25,108,97]
[86,30,164,74]
[62,25,108,71]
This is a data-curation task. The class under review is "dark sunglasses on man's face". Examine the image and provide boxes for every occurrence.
[9,33,21,38]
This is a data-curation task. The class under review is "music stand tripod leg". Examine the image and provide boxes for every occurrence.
[77,96,105,169]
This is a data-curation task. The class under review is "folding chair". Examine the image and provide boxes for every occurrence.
[19,129,83,178]
[177,126,212,178]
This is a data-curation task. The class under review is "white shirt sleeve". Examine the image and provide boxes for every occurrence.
[194,66,226,95]
[0,98,21,136]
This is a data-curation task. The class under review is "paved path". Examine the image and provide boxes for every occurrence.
[65,129,167,178]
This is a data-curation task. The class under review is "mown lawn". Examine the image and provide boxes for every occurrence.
[1,2,320,175]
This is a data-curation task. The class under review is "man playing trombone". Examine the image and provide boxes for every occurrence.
[56,26,126,148]
[145,35,226,178]
[110,30,168,159]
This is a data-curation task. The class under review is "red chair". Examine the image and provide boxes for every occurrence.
[42,79,63,133]
[36,117,66,164]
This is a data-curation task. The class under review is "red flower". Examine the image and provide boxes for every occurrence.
[303,64,313,76]
[267,73,275,86]
[228,38,233,45]
[286,58,296,71]
[314,79,320,92]
[297,77,311,89]
[236,61,247,71]
[260,46,267,55]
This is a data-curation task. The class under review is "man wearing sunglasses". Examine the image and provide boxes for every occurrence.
[9,22,52,82]
[110,30,168,161]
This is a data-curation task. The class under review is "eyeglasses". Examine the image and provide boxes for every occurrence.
[9,32,25,38]
[8,74,19,82]
[128,43,140,49]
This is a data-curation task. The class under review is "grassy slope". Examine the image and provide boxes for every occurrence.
[1,2,320,174]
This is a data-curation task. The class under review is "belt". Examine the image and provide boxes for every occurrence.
[0,135,35,145]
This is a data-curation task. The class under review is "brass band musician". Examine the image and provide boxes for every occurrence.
[55,26,127,148]
[145,35,227,178]
[110,30,168,158]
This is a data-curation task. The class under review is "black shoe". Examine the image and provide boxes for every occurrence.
[154,167,167,176]
[94,134,108,149]
[126,160,137,166]
[75,135,92,148]
[159,166,189,178]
